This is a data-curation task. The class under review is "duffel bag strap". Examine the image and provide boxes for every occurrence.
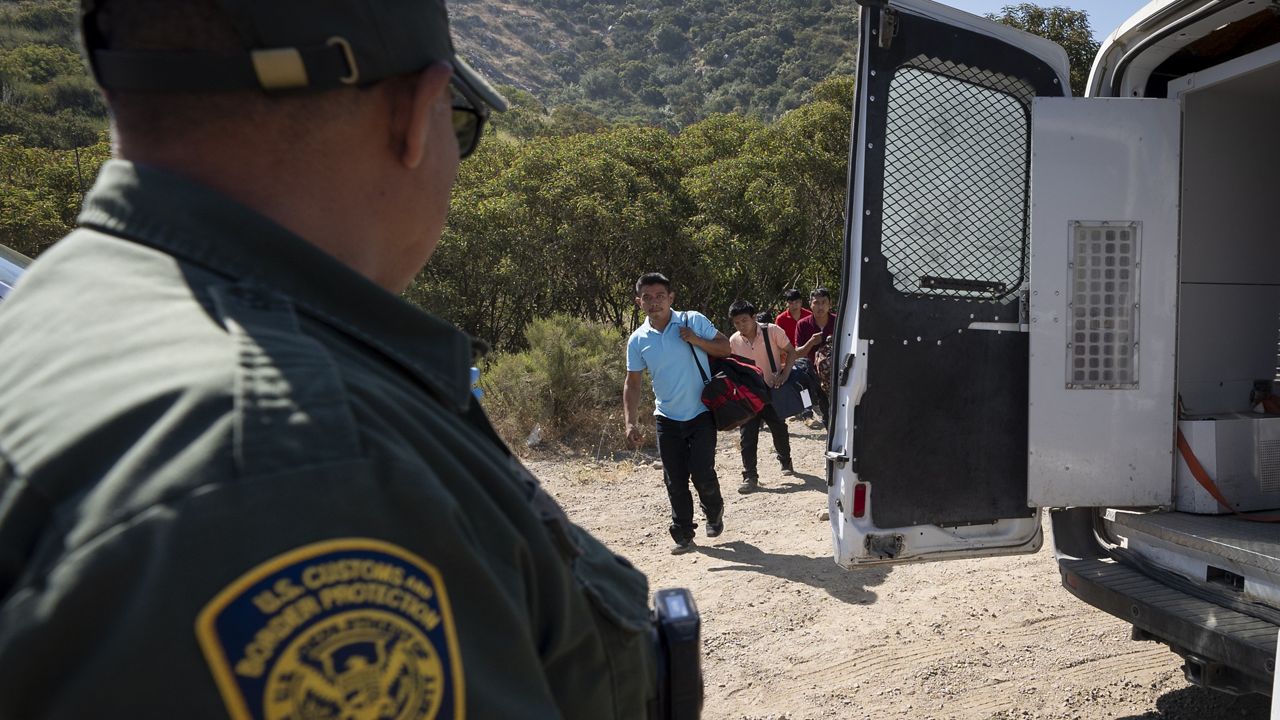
[685,314,711,384]
[762,323,777,375]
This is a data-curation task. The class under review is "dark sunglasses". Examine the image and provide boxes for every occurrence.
[450,77,488,159]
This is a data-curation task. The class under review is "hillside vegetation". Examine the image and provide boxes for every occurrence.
[450,0,858,127]
[0,1,1100,147]
[0,0,104,148]
[0,0,857,137]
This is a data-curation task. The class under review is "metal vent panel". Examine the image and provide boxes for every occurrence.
[1067,221,1141,389]
[1259,439,1280,493]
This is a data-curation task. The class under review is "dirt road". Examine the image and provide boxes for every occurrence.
[530,426,1273,719]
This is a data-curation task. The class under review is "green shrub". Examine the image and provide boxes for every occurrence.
[0,134,109,256]
[480,314,654,453]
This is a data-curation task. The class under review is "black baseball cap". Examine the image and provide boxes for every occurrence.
[80,0,507,112]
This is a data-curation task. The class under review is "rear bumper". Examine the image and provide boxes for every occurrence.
[1059,557,1277,696]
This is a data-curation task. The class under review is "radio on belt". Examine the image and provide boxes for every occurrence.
[651,587,703,720]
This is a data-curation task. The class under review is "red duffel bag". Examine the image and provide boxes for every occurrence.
[690,348,769,431]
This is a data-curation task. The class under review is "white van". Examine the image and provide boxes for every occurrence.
[830,0,1279,701]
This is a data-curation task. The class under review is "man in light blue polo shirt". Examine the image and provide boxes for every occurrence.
[623,272,731,554]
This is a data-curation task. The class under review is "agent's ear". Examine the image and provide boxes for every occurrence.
[401,62,454,170]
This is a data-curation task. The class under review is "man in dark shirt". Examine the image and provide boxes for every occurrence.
[794,288,838,427]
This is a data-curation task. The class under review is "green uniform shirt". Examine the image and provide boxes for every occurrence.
[0,161,657,719]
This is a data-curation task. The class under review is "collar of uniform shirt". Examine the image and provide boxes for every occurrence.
[77,160,474,411]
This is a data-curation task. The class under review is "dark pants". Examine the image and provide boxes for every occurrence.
[655,412,723,542]
[739,403,792,479]
[792,358,828,422]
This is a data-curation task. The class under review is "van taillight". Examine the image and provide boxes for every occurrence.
[853,483,867,518]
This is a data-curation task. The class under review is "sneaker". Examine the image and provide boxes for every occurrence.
[706,515,724,538]
[738,478,759,494]
[780,462,795,476]
[671,538,695,555]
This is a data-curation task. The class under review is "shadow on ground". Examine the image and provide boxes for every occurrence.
[1115,684,1272,719]
[695,539,890,605]
[753,470,826,494]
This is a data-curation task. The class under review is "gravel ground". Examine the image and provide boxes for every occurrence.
[528,426,1274,719]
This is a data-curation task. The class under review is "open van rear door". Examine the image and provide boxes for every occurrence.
[829,0,1070,565]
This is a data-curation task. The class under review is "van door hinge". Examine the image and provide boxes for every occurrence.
[878,8,899,49]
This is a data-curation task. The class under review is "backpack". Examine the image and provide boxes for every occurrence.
[813,338,833,397]
[761,322,809,419]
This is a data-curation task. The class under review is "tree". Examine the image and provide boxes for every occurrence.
[988,4,1099,96]
[676,75,850,319]
[0,133,110,257]
[0,44,84,84]
[407,125,697,352]
[580,67,624,100]
[652,23,688,57]
[489,86,550,140]
[544,105,609,136]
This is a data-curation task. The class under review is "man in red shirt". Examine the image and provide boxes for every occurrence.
[773,288,812,346]
[794,288,838,427]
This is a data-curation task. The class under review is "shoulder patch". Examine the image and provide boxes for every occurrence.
[196,538,464,720]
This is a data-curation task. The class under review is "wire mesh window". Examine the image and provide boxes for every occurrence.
[880,60,1032,301]
[1067,222,1141,389]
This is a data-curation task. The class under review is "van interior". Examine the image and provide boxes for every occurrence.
[1103,38,1280,606]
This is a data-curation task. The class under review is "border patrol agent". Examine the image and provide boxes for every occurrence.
[0,1,699,717]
